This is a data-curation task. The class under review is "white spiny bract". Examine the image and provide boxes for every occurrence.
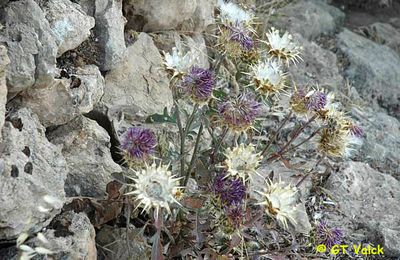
[218,0,253,25]
[163,47,196,76]
[251,59,287,96]
[125,163,181,216]
[257,179,299,230]
[224,144,262,182]
[17,232,53,260]
[265,28,302,65]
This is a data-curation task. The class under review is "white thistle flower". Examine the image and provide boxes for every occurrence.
[251,59,287,96]
[256,179,299,230]
[224,144,262,182]
[163,47,196,77]
[265,28,302,65]
[218,0,253,25]
[125,163,181,216]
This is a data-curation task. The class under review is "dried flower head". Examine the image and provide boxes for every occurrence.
[257,179,299,230]
[218,0,253,26]
[223,144,262,182]
[217,24,255,60]
[120,127,157,167]
[317,220,344,248]
[213,173,246,205]
[265,28,301,65]
[317,114,362,158]
[164,47,196,77]
[180,66,215,105]
[252,59,287,97]
[218,92,261,133]
[224,202,244,228]
[126,163,181,216]
[290,87,308,115]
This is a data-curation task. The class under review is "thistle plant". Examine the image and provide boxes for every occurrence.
[118,1,363,258]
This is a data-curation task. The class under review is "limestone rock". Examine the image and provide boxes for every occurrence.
[48,116,122,197]
[0,45,10,141]
[362,22,400,53]
[337,29,400,118]
[2,0,57,94]
[289,34,344,91]
[95,0,127,71]
[326,162,400,256]
[101,33,173,117]
[96,225,150,259]
[42,0,95,57]
[271,0,345,40]
[42,211,97,260]
[351,107,400,178]
[124,0,196,31]
[0,108,67,239]
[11,65,104,127]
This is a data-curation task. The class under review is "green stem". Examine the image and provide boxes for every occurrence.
[175,104,185,178]
[184,123,204,186]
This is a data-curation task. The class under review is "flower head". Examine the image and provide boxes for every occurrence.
[180,66,215,105]
[218,92,261,133]
[317,114,362,158]
[164,47,196,77]
[217,24,255,60]
[257,179,299,230]
[223,144,262,181]
[213,173,246,205]
[224,202,244,228]
[306,90,327,111]
[265,28,301,65]
[120,127,157,167]
[252,59,287,97]
[317,220,344,248]
[218,1,253,26]
[290,87,308,115]
[126,163,181,216]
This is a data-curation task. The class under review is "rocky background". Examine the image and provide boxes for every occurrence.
[0,0,399,259]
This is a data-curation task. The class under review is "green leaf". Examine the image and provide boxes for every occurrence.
[145,107,176,124]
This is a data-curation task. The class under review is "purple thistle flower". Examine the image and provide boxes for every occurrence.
[317,220,344,249]
[218,92,261,132]
[213,173,246,205]
[228,24,254,51]
[224,202,244,228]
[180,67,215,104]
[307,91,327,111]
[350,124,363,138]
[120,127,157,160]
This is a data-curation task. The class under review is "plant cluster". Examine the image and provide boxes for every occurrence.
[118,1,363,258]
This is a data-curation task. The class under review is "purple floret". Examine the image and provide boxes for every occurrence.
[120,127,157,160]
[228,24,254,51]
[213,173,246,205]
[181,67,215,103]
[350,124,364,138]
[317,220,344,248]
[307,91,327,111]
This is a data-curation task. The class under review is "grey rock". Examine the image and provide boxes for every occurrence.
[0,45,10,141]
[362,22,400,53]
[42,211,97,260]
[351,107,400,178]
[271,0,345,40]
[337,29,400,118]
[2,0,57,94]
[182,0,216,32]
[11,65,104,127]
[289,34,344,91]
[326,162,400,256]
[0,108,67,239]
[101,33,173,117]
[124,0,198,32]
[42,0,96,57]
[95,0,127,71]
[48,116,121,197]
[96,225,150,259]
